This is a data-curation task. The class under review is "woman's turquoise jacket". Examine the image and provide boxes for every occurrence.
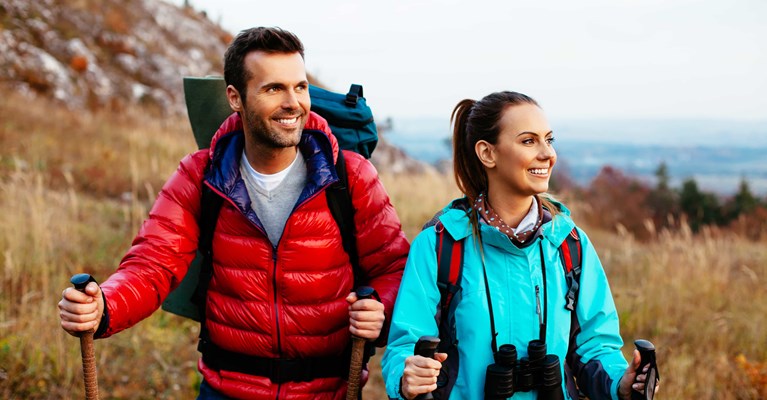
[382,199,628,400]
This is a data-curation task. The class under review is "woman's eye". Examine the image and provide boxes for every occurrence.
[547,137,556,144]
[522,138,534,145]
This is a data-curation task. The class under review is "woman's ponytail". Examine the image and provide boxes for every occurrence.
[451,99,484,206]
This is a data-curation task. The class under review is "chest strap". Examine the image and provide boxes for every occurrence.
[200,341,350,383]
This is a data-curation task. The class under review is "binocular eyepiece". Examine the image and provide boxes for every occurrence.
[484,340,564,400]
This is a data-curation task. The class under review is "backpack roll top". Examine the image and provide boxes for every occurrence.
[309,84,378,159]
[182,76,380,159]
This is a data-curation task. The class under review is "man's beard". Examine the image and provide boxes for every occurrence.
[245,108,304,149]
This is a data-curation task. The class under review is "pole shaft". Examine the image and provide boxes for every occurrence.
[79,332,99,400]
[346,337,366,400]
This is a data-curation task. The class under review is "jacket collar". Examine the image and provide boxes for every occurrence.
[205,128,339,218]
[439,197,576,250]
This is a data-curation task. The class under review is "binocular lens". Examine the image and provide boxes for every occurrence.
[539,355,565,400]
[527,340,547,366]
[495,344,518,367]
[485,363,515,399]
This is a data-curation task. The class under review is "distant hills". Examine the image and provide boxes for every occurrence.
[385,117,767,195]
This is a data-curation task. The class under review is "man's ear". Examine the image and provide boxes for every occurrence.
[226,85,243,112]
[475,140,496,169]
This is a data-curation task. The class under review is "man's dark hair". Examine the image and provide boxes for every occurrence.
[223,27,305,101]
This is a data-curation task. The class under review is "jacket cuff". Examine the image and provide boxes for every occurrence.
[93,291,110,339]
[611,375,622,400]
[396,376,408,400]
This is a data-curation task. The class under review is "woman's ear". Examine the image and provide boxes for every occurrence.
[475,140,496,169]
[226,85,243,112]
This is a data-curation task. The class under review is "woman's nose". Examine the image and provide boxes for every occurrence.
[538,142,556,159]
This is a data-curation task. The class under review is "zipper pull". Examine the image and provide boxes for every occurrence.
[535,285,543,327]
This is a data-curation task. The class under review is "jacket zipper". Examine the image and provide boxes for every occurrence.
[535,285,543,328]
[272,248,283,397]
[272,249,282,354]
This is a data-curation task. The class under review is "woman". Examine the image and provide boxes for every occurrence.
[382,92,656,399]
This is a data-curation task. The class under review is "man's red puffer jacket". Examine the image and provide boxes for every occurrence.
[97,112,409,399]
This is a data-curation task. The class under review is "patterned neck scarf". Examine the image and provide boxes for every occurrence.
[473,192,544,245]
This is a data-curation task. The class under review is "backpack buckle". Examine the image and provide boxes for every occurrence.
[269,358,313,383]
[345,84,364,106]
[435,221,445,233]
[344,92,359,106]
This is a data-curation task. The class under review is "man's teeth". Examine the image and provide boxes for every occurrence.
[276,117,298,124]
[529,168,548,175]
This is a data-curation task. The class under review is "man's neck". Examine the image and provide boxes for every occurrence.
[243,140,299,175]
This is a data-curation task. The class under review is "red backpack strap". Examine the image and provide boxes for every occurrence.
[560,228,582,311]
[435,221,463,314]
[432,220,463,397]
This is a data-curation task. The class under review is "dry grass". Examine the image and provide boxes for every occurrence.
[1,90,765,399]
[567,200,767,399]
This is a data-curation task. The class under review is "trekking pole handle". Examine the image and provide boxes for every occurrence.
[71,274,100,400]
[632,339,659,400]
[414,336,440,400]
[346,286,377,400]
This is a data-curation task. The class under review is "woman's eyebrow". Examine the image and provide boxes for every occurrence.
[516,130,553,137]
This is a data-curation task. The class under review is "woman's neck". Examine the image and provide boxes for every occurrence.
[486,188,534,229]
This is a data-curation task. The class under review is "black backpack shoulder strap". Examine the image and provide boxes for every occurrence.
[193,163,225,350]
[326,150,375,363]
[559,227,582,311]
[325,149,362,286]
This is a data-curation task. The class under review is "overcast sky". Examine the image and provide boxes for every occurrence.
[174,0,766,122]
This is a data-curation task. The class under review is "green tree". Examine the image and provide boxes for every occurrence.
[731,177,758,217]
[655,162,670,191]
[678,178,722,232]
[646,162,678,229]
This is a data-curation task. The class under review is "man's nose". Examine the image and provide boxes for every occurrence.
[282,90,300,109]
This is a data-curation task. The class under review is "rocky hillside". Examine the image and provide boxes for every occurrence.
[0,0,433,173]
[0,0,229,113]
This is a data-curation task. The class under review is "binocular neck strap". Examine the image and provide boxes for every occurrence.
[476,229,500,354]
[537,242,548,343]
[477,231,551,357]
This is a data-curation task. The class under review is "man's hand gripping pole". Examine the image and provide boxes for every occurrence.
[71,273,100,400]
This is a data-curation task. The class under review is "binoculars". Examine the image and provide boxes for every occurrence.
[484,340,564,400]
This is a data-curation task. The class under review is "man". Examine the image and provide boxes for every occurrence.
[58,27,409,399]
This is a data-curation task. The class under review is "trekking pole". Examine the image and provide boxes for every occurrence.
[346,286,376,400]
[71,273,100,400]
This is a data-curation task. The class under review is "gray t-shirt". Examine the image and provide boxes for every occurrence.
[239,150,307,247]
